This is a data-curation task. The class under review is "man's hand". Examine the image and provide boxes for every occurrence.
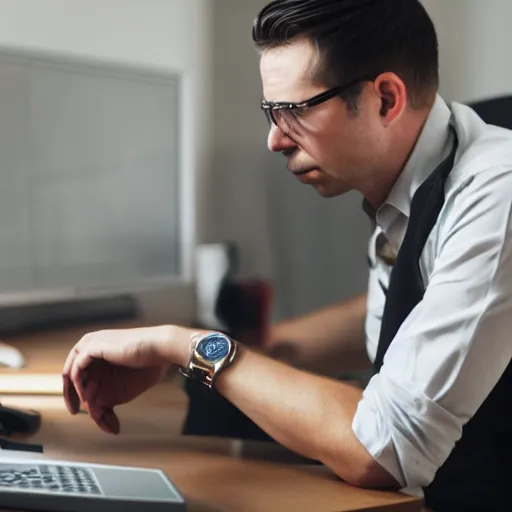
[62,325,190,435]
[61,323,397,489]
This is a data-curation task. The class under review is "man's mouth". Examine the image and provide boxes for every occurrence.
[290,168,322,183]
[290,167,318,176]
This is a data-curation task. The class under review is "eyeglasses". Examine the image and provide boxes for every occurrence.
[261,75,376,134]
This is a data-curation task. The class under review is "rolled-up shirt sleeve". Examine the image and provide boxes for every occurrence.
[353,167,512,494]
[353,371,462,492]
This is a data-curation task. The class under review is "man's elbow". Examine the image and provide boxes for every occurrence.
[351,460,401,489]
[328,454,401,490]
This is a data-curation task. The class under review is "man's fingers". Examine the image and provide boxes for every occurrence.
[88,405,120,435]
[62,344,78,380]
[62,376,81,415]
[102,410,121,435]
[62,346,81,415]
[69,352,94,406]
[82,378,100,406]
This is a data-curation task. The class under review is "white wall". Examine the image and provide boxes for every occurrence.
[209,0,273,279]
[422,0,512,103]
[0,0,214,323]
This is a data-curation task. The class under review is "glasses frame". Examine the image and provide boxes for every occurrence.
[261,75,377,129]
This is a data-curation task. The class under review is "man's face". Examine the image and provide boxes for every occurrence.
[260,39,384,198]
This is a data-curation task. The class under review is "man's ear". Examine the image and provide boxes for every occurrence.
[380,96,391,117]
[374,73,407,126]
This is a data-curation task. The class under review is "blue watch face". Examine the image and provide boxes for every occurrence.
[196,333,230,362]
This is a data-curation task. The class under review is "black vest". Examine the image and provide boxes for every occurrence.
[374,130,509,512]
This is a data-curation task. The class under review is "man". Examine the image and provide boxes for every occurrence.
[62,1,511,510]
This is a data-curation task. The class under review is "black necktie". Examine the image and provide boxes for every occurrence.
[374,129,459,373]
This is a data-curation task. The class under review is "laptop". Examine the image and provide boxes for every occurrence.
[0,455,186,511]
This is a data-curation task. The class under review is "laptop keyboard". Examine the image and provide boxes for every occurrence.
[0,464,102,495]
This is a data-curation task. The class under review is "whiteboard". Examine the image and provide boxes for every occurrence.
[0,48,181,297]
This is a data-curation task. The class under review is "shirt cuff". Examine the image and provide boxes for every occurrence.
[352,372,463,491]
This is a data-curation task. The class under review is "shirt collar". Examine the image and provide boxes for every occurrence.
[373,95,453,234]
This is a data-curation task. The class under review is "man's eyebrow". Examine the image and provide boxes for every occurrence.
[261,95,303,105]
[261,89,305,104]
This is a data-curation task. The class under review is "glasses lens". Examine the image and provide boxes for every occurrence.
[262,106,302,135]
[263,108,274,127]
[274,109,294,134]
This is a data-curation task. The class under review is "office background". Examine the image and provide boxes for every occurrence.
[0,0,510,325]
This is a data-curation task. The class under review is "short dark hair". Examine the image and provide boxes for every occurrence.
[253,0,439,110]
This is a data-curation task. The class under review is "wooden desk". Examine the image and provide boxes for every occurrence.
[1,323,422,512]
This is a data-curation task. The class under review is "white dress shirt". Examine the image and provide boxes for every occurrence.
[352,95,512,496]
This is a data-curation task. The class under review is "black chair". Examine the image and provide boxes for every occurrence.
[469,95,512,130]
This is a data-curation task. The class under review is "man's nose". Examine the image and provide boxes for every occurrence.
[267,125,297,153]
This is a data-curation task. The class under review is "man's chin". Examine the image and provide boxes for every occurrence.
[311,182,349,198]
[313,186,342,198]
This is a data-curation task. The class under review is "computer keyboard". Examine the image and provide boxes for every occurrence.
[0,459,186,512]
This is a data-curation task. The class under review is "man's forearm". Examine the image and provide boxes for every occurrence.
[214,345,397,489]
[267,294,370,376]
[165,326,396,488]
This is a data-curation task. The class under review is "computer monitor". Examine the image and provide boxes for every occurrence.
[0,46,188,329]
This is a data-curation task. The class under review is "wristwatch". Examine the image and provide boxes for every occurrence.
[179,332,238,388]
